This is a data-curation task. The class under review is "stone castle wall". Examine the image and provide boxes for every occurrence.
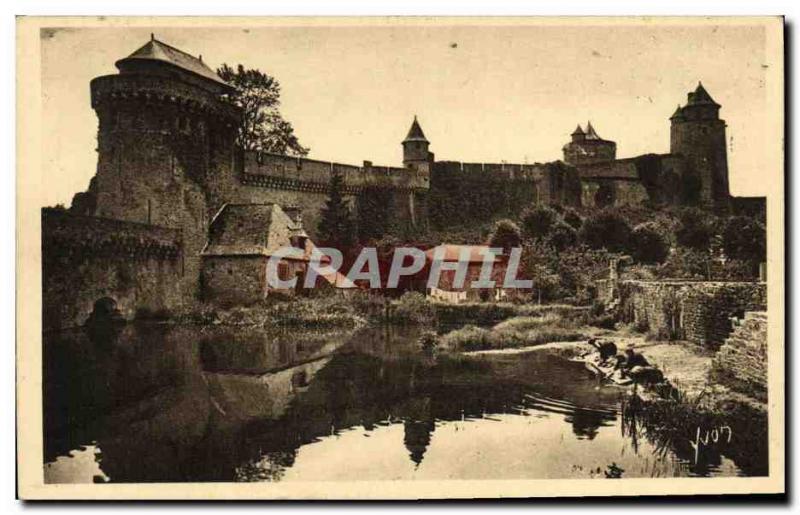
[576,154,688,208]
[234,151,428,238]
[428,160,581,229]
[42,209,184,330]
[617,280,767,348]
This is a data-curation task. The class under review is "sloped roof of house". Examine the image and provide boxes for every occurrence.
[117,36,233,89]
[425,244,504,264]
[202,203,308,259]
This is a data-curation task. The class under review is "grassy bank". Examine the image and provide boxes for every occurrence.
[436,311,591,352]
[388,291,589,327]
[174,296,367,329]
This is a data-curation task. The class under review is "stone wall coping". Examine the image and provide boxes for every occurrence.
[620,279,766,287]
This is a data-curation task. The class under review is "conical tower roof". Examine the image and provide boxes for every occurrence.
[585,121,602,140]
[670,104,684,120]
[116,35,233,90]
[403,116,429,143]
[687,81,719,106]
[571,124,585,136]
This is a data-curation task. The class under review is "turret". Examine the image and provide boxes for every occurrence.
[402,116,432,170]
[670,82,730,209]
[570,124,585,142]
[562,121,616,166]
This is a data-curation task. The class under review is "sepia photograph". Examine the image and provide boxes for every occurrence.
[15,15,785,500]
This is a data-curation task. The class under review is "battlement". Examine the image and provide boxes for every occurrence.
[42,208,182,260]
[433,161,550,179]
[240,151,428,193]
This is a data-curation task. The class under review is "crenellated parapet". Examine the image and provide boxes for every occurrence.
[240,151,429,194]
[42,209,182,261]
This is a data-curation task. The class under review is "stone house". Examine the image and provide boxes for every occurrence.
[200,203,311,305]
[423,244,509,303]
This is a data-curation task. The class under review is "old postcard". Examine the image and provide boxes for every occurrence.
[16,16,785,499]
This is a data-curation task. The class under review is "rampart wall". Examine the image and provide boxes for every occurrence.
[235,151,428,238]
[42,209,184,331]
[427,160,581,229]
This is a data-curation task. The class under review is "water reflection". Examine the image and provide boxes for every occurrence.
[43,323,761,483]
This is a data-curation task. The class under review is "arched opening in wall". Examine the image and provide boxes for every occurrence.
[594,181,616,208]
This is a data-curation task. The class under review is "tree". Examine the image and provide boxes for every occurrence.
[722,216,766,264]
[631,223,668,264]
[317,173,355,249]
[217,64,309,156]
[488,219,522,252]
[521,244,561,304]
[547,221,578,251]
[520,205,558,240]
[579,210,632,253]
[675,207,714,251]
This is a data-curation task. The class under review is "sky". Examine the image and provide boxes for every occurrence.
[40,21,773,207]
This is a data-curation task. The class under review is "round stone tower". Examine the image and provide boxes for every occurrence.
[89,35,241,298]
[670,82,730,209]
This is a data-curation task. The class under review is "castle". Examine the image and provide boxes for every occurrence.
[42,36,736,328]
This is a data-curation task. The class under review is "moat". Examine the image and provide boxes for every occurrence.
[43,323,765,483]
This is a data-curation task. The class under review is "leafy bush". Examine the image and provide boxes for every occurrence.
[579,209,632,252]
[562,208,584,230]
[520,205,558,240]
[392,291,435,324]
[656,247,709,280]
[631,222,669,264]
[487,218,522,252]
[722,216,766,264]
[547,221,578,251]
[675,207,715,251]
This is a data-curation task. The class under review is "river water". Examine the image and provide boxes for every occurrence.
[42,322,765,483]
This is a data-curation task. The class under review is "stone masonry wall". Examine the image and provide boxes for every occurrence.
[711,311,768,400]
[428,160,581,229]
[42,209,183,331]
[237,152,428,238]
[617,280,767,348]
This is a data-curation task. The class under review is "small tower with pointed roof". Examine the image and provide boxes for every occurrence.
[402,116,433,171]
[670,82,730,208]
[562,121,616,166]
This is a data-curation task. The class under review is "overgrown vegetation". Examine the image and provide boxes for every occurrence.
[437,311,589,352]
[179,296,366,329]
